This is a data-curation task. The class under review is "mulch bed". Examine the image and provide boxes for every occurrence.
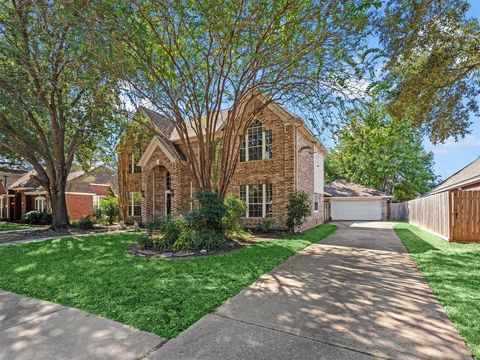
[127,239,252,259]
[0,224,134,244]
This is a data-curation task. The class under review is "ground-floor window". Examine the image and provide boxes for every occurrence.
[314,193,320,212]
[93,195,106,209]
[240,184,273,218]
[128,192,142,216]
[35,196,46,212]
[0,197,3,218]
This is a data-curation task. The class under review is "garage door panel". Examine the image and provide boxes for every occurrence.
[331,200,382,221]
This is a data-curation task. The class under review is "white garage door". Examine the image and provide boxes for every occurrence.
[331,200,382,221]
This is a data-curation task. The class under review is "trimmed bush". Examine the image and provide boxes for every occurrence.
[184,191,228,250]
[72,216,95,230]
[258,217,273,233]
[23,211,52,225]
[286,191,311,230]
[100,195,119,225]
[223,193,247,235]
[148,216,185,249]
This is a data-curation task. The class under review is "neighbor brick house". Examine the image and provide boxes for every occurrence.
[0,166,117,221]
[117,100,326,230]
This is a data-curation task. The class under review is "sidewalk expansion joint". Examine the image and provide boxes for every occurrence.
[213,313,392,360]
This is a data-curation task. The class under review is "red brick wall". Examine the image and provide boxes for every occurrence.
[66,193,93,221]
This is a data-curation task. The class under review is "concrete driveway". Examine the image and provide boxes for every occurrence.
[148,221,472,360]
[0,291,166,360]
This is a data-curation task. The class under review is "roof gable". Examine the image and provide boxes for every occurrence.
[429,158,480,194]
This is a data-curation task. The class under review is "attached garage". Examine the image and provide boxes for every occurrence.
[324,180,390,221]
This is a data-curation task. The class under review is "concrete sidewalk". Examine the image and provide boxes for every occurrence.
[148,221,472,360]
[0,291,166,360]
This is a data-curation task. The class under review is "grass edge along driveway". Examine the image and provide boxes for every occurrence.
[394,222,480,359]
[0,224,336,338]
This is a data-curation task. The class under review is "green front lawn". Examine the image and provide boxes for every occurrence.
[0,224,335,338]
[0,223,35,231]
[394,223,480,359]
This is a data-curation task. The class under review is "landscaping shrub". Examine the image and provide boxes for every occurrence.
[72,216,95,230]
[100,195,119,225]
[138,235,154,249]
[286,191,311,230]
[184,191,228,250]
[23,211,52,225]
[223,193,247,235]
[258,217,273,233]
[148,216,185,249]
[91,207,104,223]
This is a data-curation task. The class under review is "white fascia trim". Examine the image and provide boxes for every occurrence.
[137,137,175,167]
[65,192,95,196]
[328,196,388,201]
[429,175,480,195]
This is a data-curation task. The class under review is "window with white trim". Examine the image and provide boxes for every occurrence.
[240,184,273,218]
[314,193,319,212]
[93,195,106,209]
[128,143,142,174]
[128,192,142,216]
[35,196,46,212]
[240,122,272,162]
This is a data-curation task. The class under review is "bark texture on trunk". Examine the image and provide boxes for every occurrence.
[49,185,69,230]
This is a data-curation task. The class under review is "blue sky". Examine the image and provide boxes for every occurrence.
[425,1,480,180]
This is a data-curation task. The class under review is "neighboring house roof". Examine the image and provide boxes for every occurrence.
[67,166,118,194]
[428,157,480,195]
[0,168,28,194]
[324,180,390,198]
[7,166,117,196]
[9,169,85,190]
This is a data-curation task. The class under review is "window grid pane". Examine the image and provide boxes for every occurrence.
[247,122,262,161]
[133,144,142,173]
[248,184,262,217]
[239,138,246,162]
[129,192,142,216]
[265,184,273,216]
[240,185,247,202]
[265,130,272,159]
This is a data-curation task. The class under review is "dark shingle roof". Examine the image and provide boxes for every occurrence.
[0,168,28,190]
[67,166,118,194]
[429,158,480,195]
[139,106,175,138]
[324,180,390,198]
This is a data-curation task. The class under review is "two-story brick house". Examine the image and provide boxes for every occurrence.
[117,101,326,230]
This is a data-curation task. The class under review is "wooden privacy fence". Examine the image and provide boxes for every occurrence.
[451,190,480,242]
[389,190,479,242]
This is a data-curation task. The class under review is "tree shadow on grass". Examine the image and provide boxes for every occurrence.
[396,228,438,254]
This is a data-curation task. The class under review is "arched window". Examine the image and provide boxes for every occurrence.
[240,121,272,162]
[166,171,171,191]
[35,196,46,212]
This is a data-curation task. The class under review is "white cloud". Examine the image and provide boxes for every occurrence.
[425,134,480,155]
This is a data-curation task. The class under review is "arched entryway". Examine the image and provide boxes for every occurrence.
[147,165,172,221]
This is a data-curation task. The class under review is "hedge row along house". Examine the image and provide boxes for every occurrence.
[0,166,117,221]
[117,100,326,230]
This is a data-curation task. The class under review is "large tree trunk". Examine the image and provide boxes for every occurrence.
[49,182,69,230]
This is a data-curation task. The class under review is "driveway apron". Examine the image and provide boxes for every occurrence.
[149,221,472,360]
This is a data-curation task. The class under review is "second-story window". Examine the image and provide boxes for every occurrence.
[240,121,272,162]
[128,143,142,174]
